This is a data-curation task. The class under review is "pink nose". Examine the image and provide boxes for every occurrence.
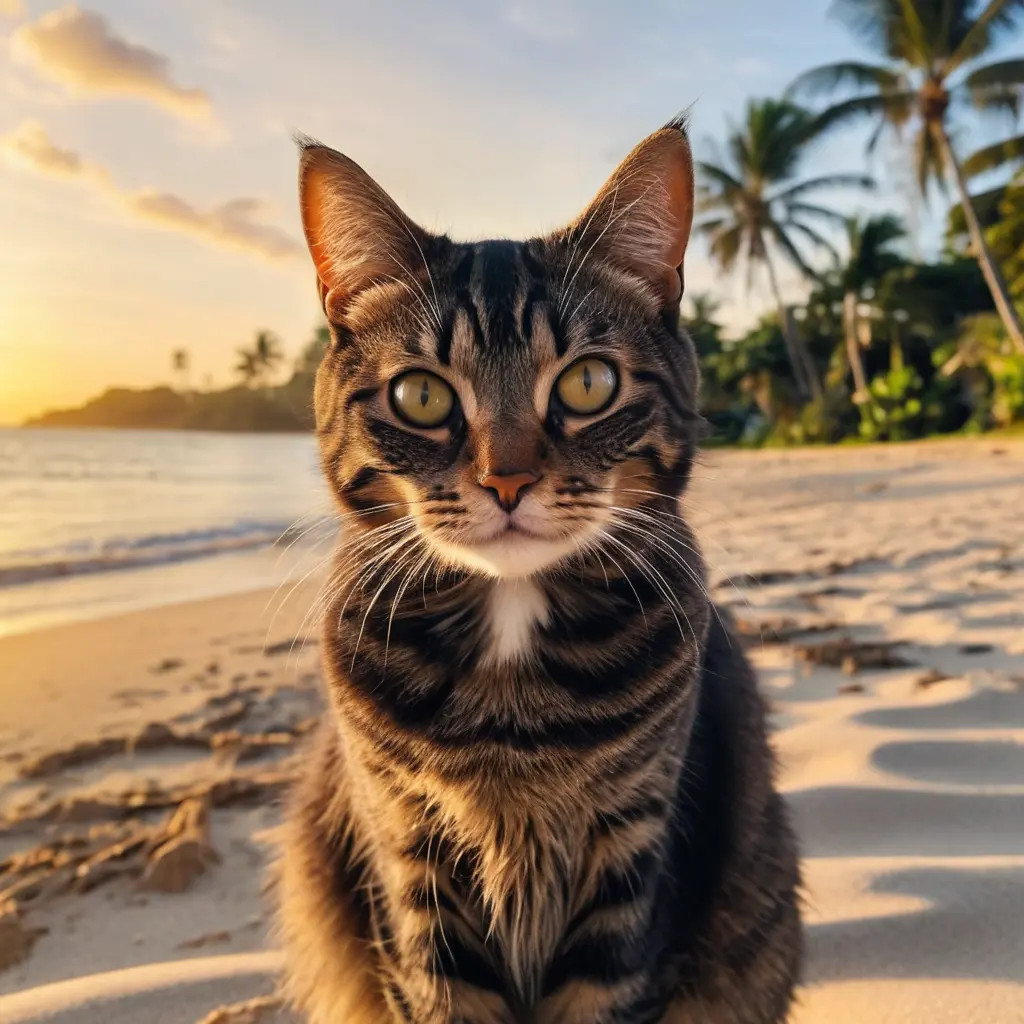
[478,470,540,512]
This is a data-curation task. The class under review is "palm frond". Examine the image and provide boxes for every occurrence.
[768,221,822,282]
[860,213,907,248]
[829,0,909,60]
[866,115,888,153]
[895,0,934,65]
[785,220,842,264]
[948,0,1024,73]
[696,162,745,195]
[772,173,876,201]
[842,213,908,291]
[963,57,1024,90]
[785,201,851,227]
[947,184,1009,234]
[961,60,1024,119]
[743,98,814,181]
[708,224,745,273]
[805,92,915,141]
[969,82,1021,120]
[962,133,1024,176]
[787,61,903,100]
[694,215,730,235]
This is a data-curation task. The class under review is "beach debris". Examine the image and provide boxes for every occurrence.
[263,636,314,657]
[74,825,154,893]
[731,556,883,590]
[19,686,317,785]
[837,682,866,695]
[0,903,47,973]
[195,995,288,1024]
[734,617,843,645]
[733,569,801,587]
[19,736,126,779]
[152,657,184,674]
[915,668,953,690]
[794,637,913,675]
[211,731,298,763]
[797,584,866,602]
[142,797,220,893]
[0,679,317,914]
[178,928,232,950]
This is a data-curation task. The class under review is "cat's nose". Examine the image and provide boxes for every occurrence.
[478,469,541,513]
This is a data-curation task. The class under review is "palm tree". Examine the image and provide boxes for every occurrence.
[789,0,1024,354]
[696,98,874,400]
[171,348,190,393]
[252,330,284,382]
[235,329,284,388]
[235,349,260,387]
[839,215,907,399]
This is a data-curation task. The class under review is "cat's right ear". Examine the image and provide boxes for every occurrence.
[297,136,431,324]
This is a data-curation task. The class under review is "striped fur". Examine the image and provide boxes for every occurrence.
[276,120,802,1023]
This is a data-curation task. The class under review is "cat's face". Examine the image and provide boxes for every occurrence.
[300,123,700,579]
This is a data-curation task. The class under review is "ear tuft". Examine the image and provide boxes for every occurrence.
[557,119,695,307]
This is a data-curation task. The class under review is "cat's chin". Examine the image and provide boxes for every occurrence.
[428,528,595,580]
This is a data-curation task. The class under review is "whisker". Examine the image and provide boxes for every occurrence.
[590,532,648,632]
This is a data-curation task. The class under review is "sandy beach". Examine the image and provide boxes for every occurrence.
[1,439,1022,1023]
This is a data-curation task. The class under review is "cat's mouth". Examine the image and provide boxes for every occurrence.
[489,522,544,541]
[427,514,603,579]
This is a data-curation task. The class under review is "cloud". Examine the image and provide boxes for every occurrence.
[0,0,24,18]
[126,192,300,261]
[0,122,299,262]
[1,121,83,176]
[11,5,211,119]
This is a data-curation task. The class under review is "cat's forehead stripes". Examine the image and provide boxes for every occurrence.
[429,241,557,365]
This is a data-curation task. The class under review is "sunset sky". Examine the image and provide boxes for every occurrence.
[0,1,1014,424]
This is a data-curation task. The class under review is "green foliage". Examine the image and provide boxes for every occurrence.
[982,176,1024,297]
[859,366,926,441]
[690,243,1018,447]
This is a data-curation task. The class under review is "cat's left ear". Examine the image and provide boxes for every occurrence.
[557,117,694,308]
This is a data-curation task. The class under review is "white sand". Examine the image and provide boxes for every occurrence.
[1,438,1022,1022]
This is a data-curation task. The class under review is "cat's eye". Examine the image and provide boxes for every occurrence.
[555,358,618,415]
[390,371,455,428]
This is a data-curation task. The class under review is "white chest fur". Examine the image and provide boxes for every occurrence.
[484,579,550,664]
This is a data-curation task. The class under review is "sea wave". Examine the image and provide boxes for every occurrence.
[0,517,336,588]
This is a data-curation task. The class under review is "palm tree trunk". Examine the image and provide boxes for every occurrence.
[842,291,870,400]
[762,248,822,401]
[937,124,1024,355]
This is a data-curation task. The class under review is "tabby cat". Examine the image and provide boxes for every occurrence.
[276,118,802,1024]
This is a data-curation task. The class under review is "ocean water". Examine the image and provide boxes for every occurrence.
[0,428,334,638]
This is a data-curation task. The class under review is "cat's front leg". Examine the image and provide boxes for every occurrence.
[379,857,522,1024]
[532,924,658,1024]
